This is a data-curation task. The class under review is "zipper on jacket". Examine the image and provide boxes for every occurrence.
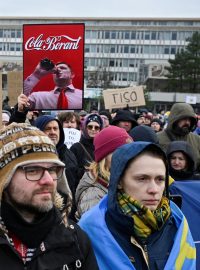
[131,236,150,269]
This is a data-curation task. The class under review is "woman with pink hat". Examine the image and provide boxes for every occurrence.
[75,126,132,219]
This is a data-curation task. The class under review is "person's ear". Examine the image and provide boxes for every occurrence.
[71,72,75,79]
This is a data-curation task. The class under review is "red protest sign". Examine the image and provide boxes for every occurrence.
[23,24,84,110]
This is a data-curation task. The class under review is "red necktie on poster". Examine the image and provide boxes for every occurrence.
[57,88,68,109]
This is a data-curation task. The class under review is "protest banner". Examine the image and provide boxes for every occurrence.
[23,24,84,110]
[63,128,81,149]
[103,86,145,110]
[7,71,23,107]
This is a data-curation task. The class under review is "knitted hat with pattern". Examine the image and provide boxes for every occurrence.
[94,126,132,162]
[0,123,70,200]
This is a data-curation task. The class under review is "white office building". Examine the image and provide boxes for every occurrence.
[1,17,200,110]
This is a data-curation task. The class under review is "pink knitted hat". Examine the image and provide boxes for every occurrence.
[94,126,132,162]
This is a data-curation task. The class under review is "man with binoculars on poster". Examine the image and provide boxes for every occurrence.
[22,58,82,110]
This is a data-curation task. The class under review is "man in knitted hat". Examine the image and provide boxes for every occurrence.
[0,123,98,269]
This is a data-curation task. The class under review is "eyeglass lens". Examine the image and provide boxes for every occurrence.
[22,166,64,181]
[87,125,100,131]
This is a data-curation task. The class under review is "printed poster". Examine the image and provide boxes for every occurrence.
[23,24,84,110]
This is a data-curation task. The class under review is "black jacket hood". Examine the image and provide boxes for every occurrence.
[166,141,196,179]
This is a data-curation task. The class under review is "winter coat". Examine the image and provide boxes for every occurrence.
[79,142,196,270]
[70,136,95,180]
[166,141,200,181]
[0,214,99,270]
[79,197,195,270]
[157,103,200,171]
[75,171,107,218]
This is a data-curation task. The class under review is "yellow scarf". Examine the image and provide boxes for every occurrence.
[118,190,171,239]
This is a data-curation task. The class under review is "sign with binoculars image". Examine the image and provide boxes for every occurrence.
[23,24,85,110]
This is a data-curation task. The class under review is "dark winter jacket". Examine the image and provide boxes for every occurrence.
[0,210,99,270]
[166,141,200,181]
[70,136,94,180]
[157,103,200,171]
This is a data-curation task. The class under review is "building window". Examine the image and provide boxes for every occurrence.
[110,46,116,53]
[151,32,157,40]
[111,31,117,39]
[124,32,130,39]
[164,47,170,54]
[85,31,90,39]
[91,31,97,39]
[85,45,90,53]
[0,30,3,37]
[164,32,170,40]
[103,45,110,53]
[145,32,150,40]
[171,47,176,54]
[109,60,115,67]
[130,46,135,53]
[122,73,128,81]
[124,46,129,53]
[91,45,96,53]
[143,45,150,54]
[122,59,128,67]
[171,32,177,40]
[129,59,135,67]
[131,31,136,39]
[11,30,15,38]
[105,31,110,39]
[3,30,10,38]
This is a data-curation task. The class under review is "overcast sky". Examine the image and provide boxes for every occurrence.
[0,0,200,18]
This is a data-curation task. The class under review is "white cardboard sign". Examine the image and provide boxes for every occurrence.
[64,128,81,149]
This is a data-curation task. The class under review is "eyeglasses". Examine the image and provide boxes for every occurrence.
[87,125,100,131]
[18,165,65,181]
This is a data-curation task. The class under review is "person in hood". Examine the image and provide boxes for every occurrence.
[34,115,80,219]
[79,142,196,270]
[70,113,103,181]
[111,109,138,133]
[0,123,99,270]
[157,103,200,171]
[166,141,200,181]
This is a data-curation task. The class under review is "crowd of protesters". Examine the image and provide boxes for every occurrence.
[0,99,200,269]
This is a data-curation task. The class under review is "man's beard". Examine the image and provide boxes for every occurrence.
[173,125,190,136]
[5,188,56,216]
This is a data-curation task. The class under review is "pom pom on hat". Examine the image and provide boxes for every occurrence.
[94,126,132,162]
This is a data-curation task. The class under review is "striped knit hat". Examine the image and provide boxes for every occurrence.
[0,123,71,202]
